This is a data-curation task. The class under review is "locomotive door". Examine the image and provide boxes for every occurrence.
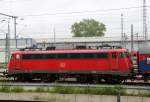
[111,52,119,71]
[15,54,21,70]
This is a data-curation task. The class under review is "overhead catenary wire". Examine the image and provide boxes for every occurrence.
[19,6,150,17]
[0,5,149,39]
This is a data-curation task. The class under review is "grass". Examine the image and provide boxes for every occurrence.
[0,86,24,93]
[11,86,24,92]
[51,86,126,95]
[35,87,47,92]
[0,85,150,97]
[0,85,11,92]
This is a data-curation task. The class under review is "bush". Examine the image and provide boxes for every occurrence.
[11,87,24,92]
[51,86,74,94]
[35,87,46,92]
[0,86,11,92]
[51,86,126,95]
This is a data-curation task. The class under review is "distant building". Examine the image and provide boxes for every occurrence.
[1,36,149,62]
[35,36,150,51]
[0,38,37,62]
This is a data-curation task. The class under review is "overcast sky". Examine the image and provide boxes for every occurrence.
[0,0,150,39]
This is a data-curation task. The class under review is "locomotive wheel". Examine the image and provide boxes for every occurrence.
[94,78,102,84]
[41,75,57,82]
[143,75,148,82]
[80,77,87,83]
[104,78,122,84]
[41,75,48,82]
[47,76,57,82]
[87,76,94,83]
[93,76,101,84]
[77,76,90,83]
[14,76,25,82]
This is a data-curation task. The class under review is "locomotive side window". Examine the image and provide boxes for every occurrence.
[112,52,117,58]
[32,54,44,59]
[120,52,124,58]
[82,53,95,59]
[16,54,21,59]
[70,53,81,59]
[22,54,32,59]
[57,53,69,59]
[10,55,14,60]
[96,52,108,59]
[22,52,108,60]
[44,54,56,59]
[125,52,130,58]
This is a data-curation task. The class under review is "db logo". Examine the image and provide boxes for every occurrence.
[60,63,66,68]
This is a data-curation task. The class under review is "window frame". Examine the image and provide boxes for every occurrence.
[22,52,109,60]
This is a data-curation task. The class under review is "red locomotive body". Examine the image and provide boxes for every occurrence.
[8,49,133,83]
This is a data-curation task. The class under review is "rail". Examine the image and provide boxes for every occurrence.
[1,83,150,90]
[0,100,46,102]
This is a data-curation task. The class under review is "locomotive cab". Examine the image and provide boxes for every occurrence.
[8,53,22,75]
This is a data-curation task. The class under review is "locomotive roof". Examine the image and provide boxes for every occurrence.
[138,47,150,54]
[12,49,127,54]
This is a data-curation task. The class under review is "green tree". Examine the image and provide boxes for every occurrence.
[71,19,106,37]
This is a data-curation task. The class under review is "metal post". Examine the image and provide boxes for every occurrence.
[5,33,8,63]
[124,33,126,48]
[131,24,134,52]
[26,38,28,48]
[5,20,10,63]
[0,13,18,49]
[136,33,139,50]
[14,17,17,49]
[121,13,124,47]
[143,0,147,42]
[53,27,56,44]
[7,20,10,63]
[145,24,148,43]
[87,84,90,102]
[30,38,33,47]
[117,92,121,102]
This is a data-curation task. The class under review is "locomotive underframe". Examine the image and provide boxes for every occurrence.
[8,70,130,83]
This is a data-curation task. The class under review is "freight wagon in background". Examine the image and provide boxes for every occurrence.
[137,47,150,80]
[7,47,133,83]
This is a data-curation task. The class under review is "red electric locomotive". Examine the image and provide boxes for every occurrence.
[8,48,133,83]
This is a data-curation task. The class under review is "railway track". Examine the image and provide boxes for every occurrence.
[1,69,150,88]
[0,80,150,91]
[0,100,45,102]
[0,77,150,86]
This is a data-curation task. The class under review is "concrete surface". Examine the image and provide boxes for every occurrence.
[0,93,150,102]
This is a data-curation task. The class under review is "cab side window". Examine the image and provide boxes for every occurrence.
[120,52,124,58]
[147,57,150,64]
[10,55,14,60]
[112,52,117,58]
[16,54,21,60]
[125,52,130,58]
